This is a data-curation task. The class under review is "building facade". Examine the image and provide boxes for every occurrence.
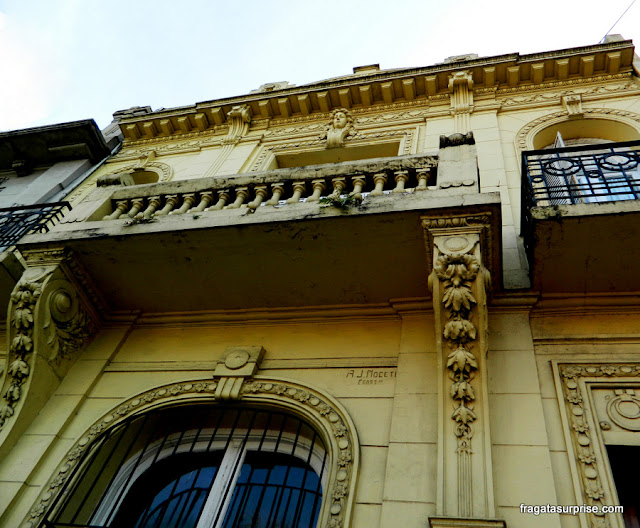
[0,119,119,357]
[0,37,639,528]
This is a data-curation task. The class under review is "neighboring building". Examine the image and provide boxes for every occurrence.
[0,119,120,360]
[1,36,639,528]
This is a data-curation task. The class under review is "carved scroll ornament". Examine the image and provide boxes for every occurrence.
[0,258,97,432]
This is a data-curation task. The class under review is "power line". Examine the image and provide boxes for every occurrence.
[600,0,637,42]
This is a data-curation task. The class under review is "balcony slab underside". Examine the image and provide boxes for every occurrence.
[20,192,501,314]
[528,200,640,293]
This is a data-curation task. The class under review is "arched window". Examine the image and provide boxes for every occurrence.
[44,405,327,528]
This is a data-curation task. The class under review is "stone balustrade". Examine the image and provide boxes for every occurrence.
[98,154,439,221]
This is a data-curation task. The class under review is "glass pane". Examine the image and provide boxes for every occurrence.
[110,455,222,528]
[221,452,323,528]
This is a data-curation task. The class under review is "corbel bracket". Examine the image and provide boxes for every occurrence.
[0,247,100,457]
[224,105,252,144]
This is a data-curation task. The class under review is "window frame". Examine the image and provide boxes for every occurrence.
[34,378,359,528]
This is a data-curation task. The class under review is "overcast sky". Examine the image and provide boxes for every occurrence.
[1,0,638,132]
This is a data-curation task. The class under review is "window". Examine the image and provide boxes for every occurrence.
[44,405,327,528]
[525,133,640,205]
[549,133,640,203]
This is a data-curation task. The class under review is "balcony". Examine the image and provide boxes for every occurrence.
[18,150,501,314]
[521,141,640,293]
[0,202,71,250]
[0,202,71,318]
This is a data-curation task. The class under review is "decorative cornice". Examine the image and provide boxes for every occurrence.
[24,376,359,528]
[115,41,634,143]
[497,73,633,97]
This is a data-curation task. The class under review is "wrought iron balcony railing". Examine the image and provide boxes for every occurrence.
[522,140,640,208]
[0,202,71,249]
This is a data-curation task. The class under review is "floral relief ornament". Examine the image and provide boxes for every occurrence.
[430,250,489,453]
[0,280,42,429]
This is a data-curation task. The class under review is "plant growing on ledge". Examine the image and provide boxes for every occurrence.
[123,216,157,226]
[318,193,362,209]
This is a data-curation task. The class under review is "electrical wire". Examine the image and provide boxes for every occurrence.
[600,0,637,42]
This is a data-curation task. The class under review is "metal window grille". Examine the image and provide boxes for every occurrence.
[42,405,327,528]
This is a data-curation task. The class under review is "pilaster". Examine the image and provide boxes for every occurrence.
[422,213,504,527]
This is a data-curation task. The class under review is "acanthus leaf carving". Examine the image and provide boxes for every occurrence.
[423,212,494,519]
[0,270,46,429]
[0,257,98,432]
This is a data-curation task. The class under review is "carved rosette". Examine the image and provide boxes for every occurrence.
[558,364,640,528]
[0,253,98,433]
[25,377,359,528]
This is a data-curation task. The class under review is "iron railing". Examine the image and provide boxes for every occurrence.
[522,140,640,207]
[42,405,326,528]
[0,202,71,249]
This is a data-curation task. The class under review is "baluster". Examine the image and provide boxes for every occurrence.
[225,188,249,209]
[286,182,306,204]
[370,173,387,196]
[103,200,129,220]
[208,190,230,211]
[330,177,346,198]
[392,170,409,193]
[350,175,366,203]
[415,168,430,190]
[141,197,161,219]
[127,198,145,218]
[155,195,179,216]
[192,192,214,212]
[306,180,326,202]
[170,194,196,215]
[266,184,285,206]
[248,186,269,210]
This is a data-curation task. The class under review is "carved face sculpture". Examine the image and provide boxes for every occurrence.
[333,112,348,129]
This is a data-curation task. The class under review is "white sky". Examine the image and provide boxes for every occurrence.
[1,0,638,132]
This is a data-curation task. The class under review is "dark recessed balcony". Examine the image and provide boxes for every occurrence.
[521,140,640,293]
